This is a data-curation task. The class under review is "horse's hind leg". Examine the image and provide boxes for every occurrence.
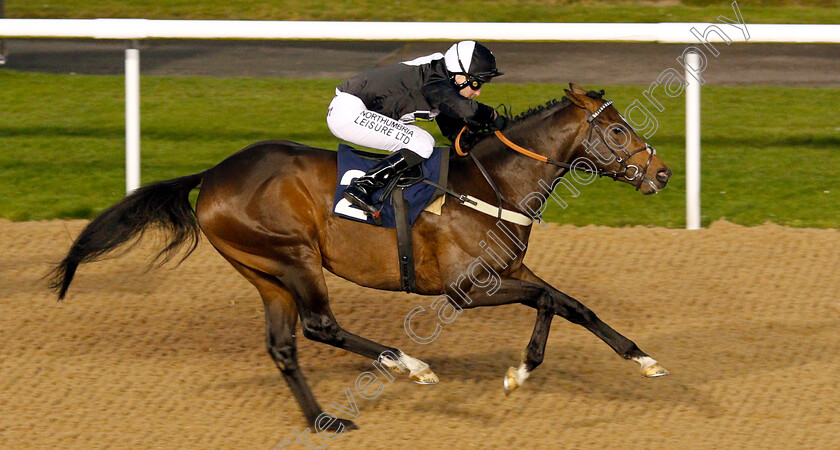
[223,257,358,431]
[280,251,438,384]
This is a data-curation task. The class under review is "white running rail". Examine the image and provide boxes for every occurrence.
[2,19,837,227]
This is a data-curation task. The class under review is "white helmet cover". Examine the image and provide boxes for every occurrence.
[444,41,478,74]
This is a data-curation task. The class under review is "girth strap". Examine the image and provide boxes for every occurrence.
[392,188,417,293]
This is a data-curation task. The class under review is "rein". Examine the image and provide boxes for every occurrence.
[456,126,547,163]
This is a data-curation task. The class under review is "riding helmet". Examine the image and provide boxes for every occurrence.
[443,41,504,81]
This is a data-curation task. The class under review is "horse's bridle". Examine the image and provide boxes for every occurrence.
[583,100,657,191]
[456,99,657,191]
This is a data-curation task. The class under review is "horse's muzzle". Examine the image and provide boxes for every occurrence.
[640,167,671,195]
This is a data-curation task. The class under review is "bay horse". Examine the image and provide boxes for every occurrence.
[50,83,672,431]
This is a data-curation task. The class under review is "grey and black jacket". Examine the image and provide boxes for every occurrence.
[337,55,497,142]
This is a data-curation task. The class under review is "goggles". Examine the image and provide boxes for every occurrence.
[455,75,488,91]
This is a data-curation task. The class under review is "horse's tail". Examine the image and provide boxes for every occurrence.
[49,172,205,300]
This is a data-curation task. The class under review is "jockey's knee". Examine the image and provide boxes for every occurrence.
[326,92,364,136]
[403,132,435,159]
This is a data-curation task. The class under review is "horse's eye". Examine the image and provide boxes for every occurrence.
[612,128,624,135]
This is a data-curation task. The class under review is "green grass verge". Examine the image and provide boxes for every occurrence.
[6,0,840,24]
[1,70,838,227]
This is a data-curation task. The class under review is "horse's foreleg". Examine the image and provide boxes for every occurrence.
[452,278,557,394]
[517,268,669,378]
[549,287,669,377]
[504,287,556,394]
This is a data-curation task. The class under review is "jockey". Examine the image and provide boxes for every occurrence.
[327,40,507,217]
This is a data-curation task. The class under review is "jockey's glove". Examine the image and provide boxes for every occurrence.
[491,114,509,131]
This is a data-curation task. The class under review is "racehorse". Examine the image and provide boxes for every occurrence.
[50,83,672,431]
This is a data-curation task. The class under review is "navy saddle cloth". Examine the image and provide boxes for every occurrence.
[332,144,446,228]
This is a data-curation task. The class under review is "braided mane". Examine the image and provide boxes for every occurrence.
[467,98,571,147]
[508,98,568,124]
[504,88,608,124]
[585,89,606,100]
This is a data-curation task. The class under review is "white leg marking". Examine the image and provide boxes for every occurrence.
[633,356,658,370]
[379,353,407,374]
[382,351,438,384]
[504,363,531,395]
[513,363,530,385]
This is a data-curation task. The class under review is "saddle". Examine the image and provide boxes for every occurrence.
[332,144,451,293]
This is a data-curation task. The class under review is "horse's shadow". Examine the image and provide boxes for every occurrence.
[201,307,837,425]
[319,316,835,421]
[418,348,724,420]
[213,345,716,422]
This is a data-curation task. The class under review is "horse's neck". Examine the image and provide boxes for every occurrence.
[468,109,583,205]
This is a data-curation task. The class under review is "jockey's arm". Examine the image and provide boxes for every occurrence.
[422,80,496,129]
[435,114,467,143]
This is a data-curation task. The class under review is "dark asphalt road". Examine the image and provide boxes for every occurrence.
[2,39,838,86]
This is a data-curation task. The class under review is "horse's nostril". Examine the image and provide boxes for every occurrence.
[656,169,671,183]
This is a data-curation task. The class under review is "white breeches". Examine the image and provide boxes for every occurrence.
[327,91,435,159]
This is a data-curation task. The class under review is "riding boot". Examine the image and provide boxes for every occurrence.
[343,148,426,216]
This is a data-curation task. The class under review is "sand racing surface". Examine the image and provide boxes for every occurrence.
[1,219,838,448]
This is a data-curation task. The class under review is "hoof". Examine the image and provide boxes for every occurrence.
[641,363,670,378]
[323,417,358,432]
[341,419,360,431]
[410,367,439,385]
[504,366,519,396]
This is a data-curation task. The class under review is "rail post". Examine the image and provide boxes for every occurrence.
[125,40,141,193]
[685,51,702,230]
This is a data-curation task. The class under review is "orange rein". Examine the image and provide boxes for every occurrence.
[454,126,471,156]
[455,126,549,164]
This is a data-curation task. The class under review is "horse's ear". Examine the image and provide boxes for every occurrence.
[564,89,588,108]
[568,83,587,94]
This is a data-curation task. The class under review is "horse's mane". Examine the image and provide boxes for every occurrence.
[467,89,607,147]
[509,89,605,121]
[505,89,605,122]
[508,98,568,124]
